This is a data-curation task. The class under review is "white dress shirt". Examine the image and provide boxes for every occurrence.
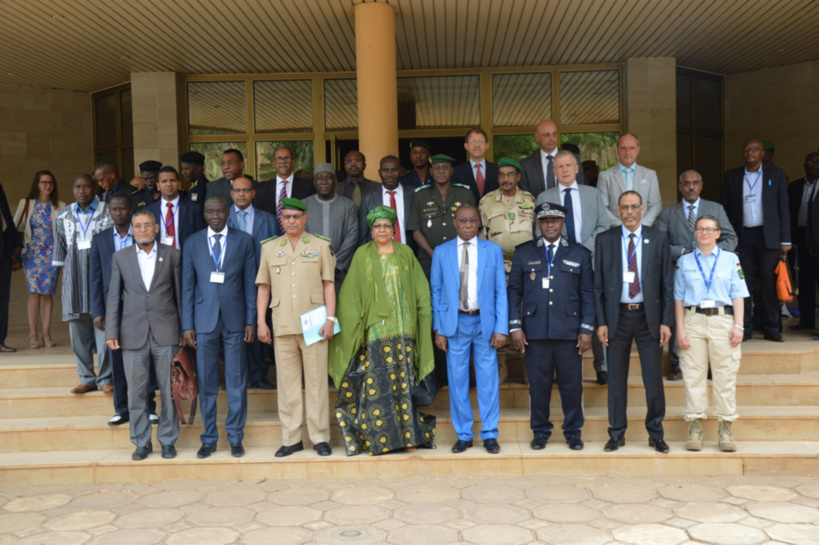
[457,237,479,311]
[620,225,644,304]
[381,186,407,244]
[136,243,158,291]
[159,195,180,248]
[233,204,255,235]
[275,174,295,210]
[561,181,583,243]
[207,225,229,271]
[742,168,764,227]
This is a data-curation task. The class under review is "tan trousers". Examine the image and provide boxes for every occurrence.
[274,334,330,446]
[680,310,741,422]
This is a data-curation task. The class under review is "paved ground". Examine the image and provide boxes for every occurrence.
[2,475,818,544]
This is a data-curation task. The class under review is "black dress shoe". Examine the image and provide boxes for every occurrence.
[649,437,670,453]
[161,445,177,459]
[530,436,547,450]
[666,369,683,381]
[275,441,304,458]
[604,436,625,452]
[197,443,217,459]
[763,332,785,343]
[596,371,608,385]
[132,444,153,461]
[451,439,473,453]
[791,324,812,331]
[108,413,129,426]
[566,437,584,451]
[230,443,245,457]
[483,438,500,454]
[251,378,275,390]
[313,442,332,456]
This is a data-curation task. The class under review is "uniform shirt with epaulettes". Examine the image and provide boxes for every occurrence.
[674,248,749,308]
[406,182,475,251]
[479,188,535,272]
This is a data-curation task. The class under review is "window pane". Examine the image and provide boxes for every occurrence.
[254,80,312,133]
[189,142,249,181]
[561,132,620,170]
[558,70,620,125]
[121,147,134,181]
[256,141,314,182]
[325,79,357,131]
[677,73,692,130]
[95,93,117,146]
[397,75,479,129]
[187,81,247,135]
[492,73,552,127]
[695,77,722,133]
[695,136,723,202]
[492,135,539,164]
[120,89,133,142]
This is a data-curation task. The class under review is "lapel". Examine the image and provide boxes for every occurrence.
[532,155,545,192]
[148,244,165,292]
[402,186,413,224]
[677,201,690,227]
[615,167,627,194]
[252,210,263,237]
[125,246,146,293]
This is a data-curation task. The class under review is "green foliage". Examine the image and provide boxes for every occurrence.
[493,135,539,163]
[493,132,619,169]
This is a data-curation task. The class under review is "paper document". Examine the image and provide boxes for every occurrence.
[301,305,340,346]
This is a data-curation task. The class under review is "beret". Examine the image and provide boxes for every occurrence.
[280,198,307,212]
[139,160,162,172]
[498,157,521,171]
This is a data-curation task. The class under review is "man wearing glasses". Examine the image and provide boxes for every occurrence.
[205,149,249,207]
[453,128,499,203]
[335,150,379,210]
[255,146,315,231]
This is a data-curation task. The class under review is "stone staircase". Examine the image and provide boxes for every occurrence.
[1,326,818,486]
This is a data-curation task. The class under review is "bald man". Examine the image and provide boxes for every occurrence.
[519,120,586,196]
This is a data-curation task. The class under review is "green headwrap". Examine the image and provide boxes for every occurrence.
[366,205,397,230]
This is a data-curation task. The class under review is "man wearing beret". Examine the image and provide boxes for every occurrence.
[508,202,594,451]
[257,198,336,458]
[180,150,209,217]
[138,160,162,206]
[400,140,434,188]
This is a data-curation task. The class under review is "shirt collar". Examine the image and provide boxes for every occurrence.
[619,162,636,173]
[540,149,557,160]
[207,225,228,238]
[74,197,99,214]
[684,197,701,209]
[277,174,294,184]
[234,204,254,214]
[160,195,179,208]
[457,236,476,246]
[135,241,157,257]
[114,227,132,240]
[621,224,643,239]
[560,181,579,192]
[383,185,401,195]
[470,159,486,169]
[693,246,719,259]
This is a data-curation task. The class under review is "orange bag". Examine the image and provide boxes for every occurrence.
[774,257,795,303]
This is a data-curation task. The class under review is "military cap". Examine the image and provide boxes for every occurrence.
[429,154,456,165]
[313,163,335,176]
[280,198,308,212]
[179,151,205,165]
[762,140,775,151]
[497,157,522,171]
[139,160,162,172]
[536,202,567,220]
[408,139,432,152]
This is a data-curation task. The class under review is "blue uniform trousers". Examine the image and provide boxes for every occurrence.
[525,339,584,440]
[446,312,500,441]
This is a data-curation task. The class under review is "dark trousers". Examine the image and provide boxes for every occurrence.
[526,339,584,440]
[247,340,268,384]
[109,347,156,417]
[792,227,818,328]
[738,227,781,336]
[607,308,665,441]
[0,254,10,344]
[196,315,248,445]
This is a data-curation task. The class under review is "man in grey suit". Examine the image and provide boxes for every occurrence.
[205,149,248,207]
[520,120,586,196]
[657,169,737,380]
[105,209,183,461]
[537,150,611,384]
[598,134,663,228]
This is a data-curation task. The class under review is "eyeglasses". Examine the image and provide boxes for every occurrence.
[39,180,55,185]
[806,160,819,166]
[231,187,253,193]
[498,172,519,179]
[132,223,156,230]
[220,160,240,166]
[281,213,304,221]
[457,218,479,225]
[694,227,719,234]
[742,147,762,153]
[274,157,293,163]
[344,159,362,164]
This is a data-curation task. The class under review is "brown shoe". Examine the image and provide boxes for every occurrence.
[102,383,114,394]
[666,369,683,381]
[71,384,97,394]
[0,344,17,353]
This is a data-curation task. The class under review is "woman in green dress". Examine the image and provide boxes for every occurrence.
[329,206,436,456]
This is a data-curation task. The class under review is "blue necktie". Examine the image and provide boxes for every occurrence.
[563,188,577,243]
[239,210,248,233]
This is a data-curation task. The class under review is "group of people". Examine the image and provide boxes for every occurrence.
[0,119,815,462]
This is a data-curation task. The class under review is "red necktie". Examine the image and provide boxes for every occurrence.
[475,163,485,196]
[387,190,401,243]
[628,233,641,298]
[165,202,175,247]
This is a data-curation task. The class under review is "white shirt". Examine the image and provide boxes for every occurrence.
[560,181,583,243]
[381,186,407,244]
[540,149,557,187]
[159,195,180,248]
[457,237,479,311]
[742,167,764,227]
[207,225,229,271]
[233,204,255,235]
[620,225,644,304]
[275,174,295,210]
[135,243,158,291]
[798,179,817,227]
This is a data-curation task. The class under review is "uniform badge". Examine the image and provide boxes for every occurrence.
[191,194,198,202]
[302,236,310,243]
[737,264,745,279]
[509,212,516,220]
[526,261,541,266]
[280,239,287,246]
[276,251,284,257]
[454,202,461,208]
[530,272,536,281]
[427,219,432,228]
[302,250,319,258]
[426,201,435,207]
[158,257,163,262]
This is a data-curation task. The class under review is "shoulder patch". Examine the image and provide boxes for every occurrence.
[452,183,471,190]
[414,184,431,193]
[313,233,331,243]
[260,235,279,245]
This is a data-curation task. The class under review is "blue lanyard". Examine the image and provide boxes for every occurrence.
[622,231,642,265]
[75,208,95,239]
[543,241,558,275]
[162,202,177,233]
[744,171,761,193]
[694,249,720,294]
[208,235,226,271]
[117,230,132,250]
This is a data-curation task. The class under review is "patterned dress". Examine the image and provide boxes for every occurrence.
[22,201,59,295]
[335,252,436,455]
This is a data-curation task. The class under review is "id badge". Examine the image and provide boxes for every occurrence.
[210,272,225,284]
[162,236,174,246]
[701,300,716,308]
[542,277,550,289]
[744,194,756,203]
[77,240,92,250]
[623,271,635,283]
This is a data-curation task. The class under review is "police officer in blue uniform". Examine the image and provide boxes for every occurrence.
[508,202,594,451]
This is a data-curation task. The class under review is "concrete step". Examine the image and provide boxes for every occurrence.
[2,440,818,487]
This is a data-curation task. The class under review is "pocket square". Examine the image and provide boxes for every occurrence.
[640,179,648,184]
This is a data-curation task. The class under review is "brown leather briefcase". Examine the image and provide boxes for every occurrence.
[171,348,198,425]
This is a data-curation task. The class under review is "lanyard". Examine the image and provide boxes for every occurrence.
[543,241,558,275]
[162,202,177,234]
[694,249,720,294]
[744,171,762,193]
[116,229,132,250]
[208,235,226,271]
[622,231,642,265]
[75,207,95,239]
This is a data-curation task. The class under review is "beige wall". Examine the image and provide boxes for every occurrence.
[131,72,181,168]
[725,60,819,181]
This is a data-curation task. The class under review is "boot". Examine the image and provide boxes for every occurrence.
[718,420,736,452]
[685,419,703,451]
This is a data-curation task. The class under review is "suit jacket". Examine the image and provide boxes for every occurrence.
[430,237,508,341]
[507,237,594,341]
[519,151,587,197]
[787,177,815,238]
[105,243,182,349]
[226,206,278,268]
[181,228,257,334]
[598,164,663,227]
[90,227,121,319]
[204,177,235,207]
[536,184,609,254]
[808,183,819,252]
[0,183,22,258]
[657,198,737,261]
[722,164,790,250]
[594,226,674,339]
[335,177,380,202]
[358,184,418,254]
[452,160,500,203]
[146,197,205,250]
[253,176,316,216]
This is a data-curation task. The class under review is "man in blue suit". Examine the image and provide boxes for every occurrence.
[146,166,205,251]
[508,202,594,451]
[431,204,508,454]
[182,196,257,459]
[227,176,278,390]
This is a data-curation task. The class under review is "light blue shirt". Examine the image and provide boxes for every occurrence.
[674,247,749,307]
[741,168,764,227]
[73,197,99,214]
[233,204,255,236]
[113,228,133,251]
[619,163,636,191]
[620,225,644,303]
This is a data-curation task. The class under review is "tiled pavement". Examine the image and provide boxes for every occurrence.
[2,475,818,544]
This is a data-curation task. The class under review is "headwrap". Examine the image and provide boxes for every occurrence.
[366,205,397,230]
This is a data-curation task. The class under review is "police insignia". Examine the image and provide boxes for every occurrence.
[302,236,309,243]
[737,264,745,279]
[530,272,536,281]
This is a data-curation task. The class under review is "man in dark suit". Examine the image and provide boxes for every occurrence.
[335,150,379,210]
[105,208,183,461]
[520,120,586,197]
[94,162,147,210]
[90,193,157,426]
[658,169,738,380]
[359,155,416,253]
[180,151,209,218]
[787,152,819,331]
[722,138,792,342]
[595,190,674,453]
[0,182,22,352]
[254,146,316,230]
[452,128,500,203]
[182,196,257,459]
[146,166,205,251]
[205,149,247,207]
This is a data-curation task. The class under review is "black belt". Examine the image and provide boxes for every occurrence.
[690,305,733,316]
[459,309,480,316]
[620,303,644,311]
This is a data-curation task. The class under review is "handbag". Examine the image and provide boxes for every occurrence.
[170,347,199,425]
[411,371,440,407]
[11,200,28,272]
[774,256,795,303]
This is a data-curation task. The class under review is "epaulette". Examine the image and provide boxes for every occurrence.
[261,235,279,245]
[130,188,139,195]
[313,233,332,243]
[453,183,471,190]
[414,184,431,193]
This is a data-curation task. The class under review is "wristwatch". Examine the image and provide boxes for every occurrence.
[327,316,338,324]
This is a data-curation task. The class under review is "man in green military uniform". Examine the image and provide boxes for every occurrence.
[407,154,476,278]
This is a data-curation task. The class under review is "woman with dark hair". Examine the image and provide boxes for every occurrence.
[13,170,65,348]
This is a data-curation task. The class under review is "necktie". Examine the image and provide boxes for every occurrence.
[212,234,222,269]
[387,190,401,243]
[165,202,175,246]
[624,168,633,191]
[475,163,485,196]
[351,181,362,209]
[548,243,555,262]
[239,210,248,233]
[563,187,577,243]
[546,155,555,189]
[628,233,641,298]
[687,204,696,233]
[277,180,287,232]
[460,241,469,310]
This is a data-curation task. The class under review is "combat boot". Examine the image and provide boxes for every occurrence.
[718,420,736,452]
[685,419,703,451]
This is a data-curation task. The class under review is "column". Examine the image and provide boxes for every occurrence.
[131,72,180,168]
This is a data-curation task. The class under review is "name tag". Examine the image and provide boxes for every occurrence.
[623,271,635,283]
[701,300,716,308]
[162,236,174,246]
[744,194,757,203]
[542,277,550,289]
[77,240,92,250]
[210,272,225,284]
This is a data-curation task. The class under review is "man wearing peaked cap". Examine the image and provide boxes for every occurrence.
[180,151,208,215]
[401,139,434,188]
[138,160,163,205]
